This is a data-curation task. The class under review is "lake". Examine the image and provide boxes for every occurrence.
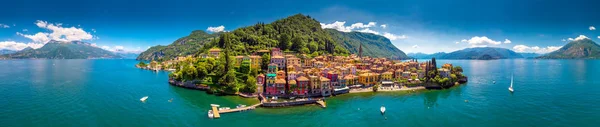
[0,59,599,127]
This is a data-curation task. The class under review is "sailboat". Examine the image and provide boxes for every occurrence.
[508,75,514,92]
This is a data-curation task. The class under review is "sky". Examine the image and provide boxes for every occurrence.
[1,0,600,54]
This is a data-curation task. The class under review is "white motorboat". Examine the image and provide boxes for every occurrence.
[380,105,386,114]
[140,96,148,102]
[208,110,214,118]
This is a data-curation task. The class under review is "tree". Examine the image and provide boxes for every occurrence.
[300,47,310,54]
[279,33,291,50]
[308,41,318,53]
[183,64,198,81]
[373,82,380,92]
[220,70,238,94]
[291,36,306,51]
[450,74,458,82]
[250,68,259,77]
[137,62,147,67]
[239,60,251,74]
[261,54,270,70]
[453,66,463,74]
[243,76,257,93]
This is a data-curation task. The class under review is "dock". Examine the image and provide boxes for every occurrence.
[210,103,262,118]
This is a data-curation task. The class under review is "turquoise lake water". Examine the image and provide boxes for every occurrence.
[0,59,599,127]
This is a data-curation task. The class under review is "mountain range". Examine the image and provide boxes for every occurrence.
[1,40,121,59]
[537,38,600,59]
[0,49,17,55]
[137,14,408,61]
[408,47,523,59]
[327,29,407,58]
[136,30,221,61]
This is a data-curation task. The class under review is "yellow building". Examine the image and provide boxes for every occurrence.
[359,73,379,86]
[235,56,244,66]
[249,55,261,69]
[381,72,393,81]
[287,57,300,66]
[344,74,357,86]
[209,48,221,57]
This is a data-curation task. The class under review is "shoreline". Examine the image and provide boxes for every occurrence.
[348,86,426,93]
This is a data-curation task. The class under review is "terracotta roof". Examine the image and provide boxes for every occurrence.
[275,79,286,84]
[209,48,221,52]
[320,76,330,82]
[288,80,297,84]
[296,76,309,81]
[344,75,356,79]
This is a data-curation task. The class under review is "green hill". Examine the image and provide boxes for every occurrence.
[439,47,523,59]
[136,30,221,61]
[537,38,600,59]
[3,40,120,59]
[138,14,414,61]
[203,14,349,56]
[327,29,408,59]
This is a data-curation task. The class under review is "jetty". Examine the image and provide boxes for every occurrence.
[210,103,262,118]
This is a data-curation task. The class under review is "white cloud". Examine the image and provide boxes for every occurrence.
[357,28,379,35]
[503,39,512,44]
[598,36,600,39]
[590,26,596,30]
[383,32,407,40]
[320,21,352,32]
[101,46,110,50]
[455,41,460,44]
[568,38,574,41]
[17,32,50,43]
[0,24,9,28]
[513,45,562,54]
[91,29,96,33]
[321,21,406,41]
[206,25,225,33]
[350,22,376,29]
[18,20,93,44]
[22,29,28,32]
[562,39,566,42]
[320,21,378,33]
[573,35,588,41]
[0,41,44,50]
[91,43,97,47]
[412,45,419,48]
[460,36,504,46]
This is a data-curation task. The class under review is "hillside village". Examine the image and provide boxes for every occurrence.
[139,45,467,98]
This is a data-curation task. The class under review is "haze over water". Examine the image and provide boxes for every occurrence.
[0,59,598,127]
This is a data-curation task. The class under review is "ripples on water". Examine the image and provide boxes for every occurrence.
[0,59,599,126]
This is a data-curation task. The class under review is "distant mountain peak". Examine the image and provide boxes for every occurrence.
[538,38,600,59]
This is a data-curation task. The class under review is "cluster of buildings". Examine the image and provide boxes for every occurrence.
[203,46,456,98]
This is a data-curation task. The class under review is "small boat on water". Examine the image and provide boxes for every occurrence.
[493,80,496,84]
[208,110,214,118]
[380,105,386,115]
[140,96,148,102]
[508,75,514,93]
[168,98,173,102]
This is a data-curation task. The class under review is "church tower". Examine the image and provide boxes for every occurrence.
[358,43,363,58]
